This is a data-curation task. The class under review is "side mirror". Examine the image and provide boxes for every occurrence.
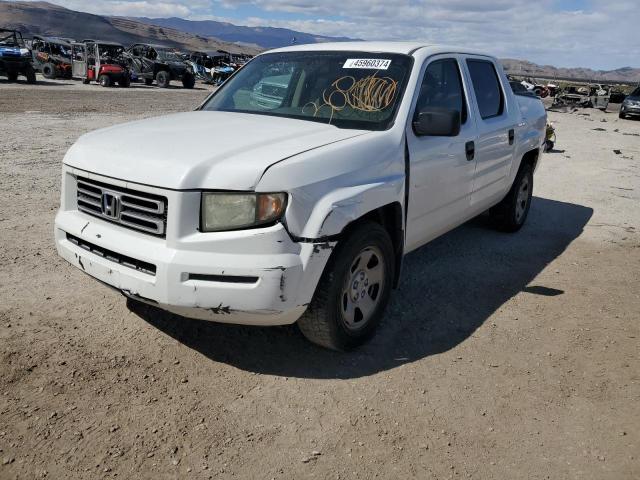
[413,108,461,137]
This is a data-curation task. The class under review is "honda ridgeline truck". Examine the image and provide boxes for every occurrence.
[54,43,546,350]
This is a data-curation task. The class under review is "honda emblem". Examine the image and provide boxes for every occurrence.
[101,192,120,219]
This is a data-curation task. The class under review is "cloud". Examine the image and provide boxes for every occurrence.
[17,0,639,69]
[22,0,213,18]
[218,0,639,69]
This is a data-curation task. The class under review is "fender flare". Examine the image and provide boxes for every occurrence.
[292,174,405,241]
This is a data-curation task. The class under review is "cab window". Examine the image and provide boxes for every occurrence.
[415,58,467,124]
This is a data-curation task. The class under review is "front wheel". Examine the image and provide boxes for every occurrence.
[156,70,170,88]
[298,222,395,351]
[99,74,111,87]
[490,163,534,232]
[7,71,18,82]
[619,112,626,119]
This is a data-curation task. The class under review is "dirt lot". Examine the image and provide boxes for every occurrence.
[0,77,639,480]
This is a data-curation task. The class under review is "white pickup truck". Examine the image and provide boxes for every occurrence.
[55,42,546,350]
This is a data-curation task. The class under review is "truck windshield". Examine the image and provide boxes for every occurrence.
[202,51,413,130]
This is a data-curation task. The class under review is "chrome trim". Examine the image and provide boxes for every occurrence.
[75,177,168,237]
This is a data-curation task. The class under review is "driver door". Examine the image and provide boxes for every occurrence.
[405,55,478,251]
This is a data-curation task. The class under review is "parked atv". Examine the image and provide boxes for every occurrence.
[30,35,72,79]
[124,44,195,88]
[0,29,36,83]
[71,40,130,87]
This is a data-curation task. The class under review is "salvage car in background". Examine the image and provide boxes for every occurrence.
[619,86,640,119]
[553,83,609,110]
[54,42,546,350]
[71,40,130,87]
[0,28,36,83]
[30,35,72,79]
[124,43,195,88]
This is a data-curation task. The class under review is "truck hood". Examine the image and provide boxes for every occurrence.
[64,111,369,190]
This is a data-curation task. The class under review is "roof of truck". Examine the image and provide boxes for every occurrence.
[267,42,491,58]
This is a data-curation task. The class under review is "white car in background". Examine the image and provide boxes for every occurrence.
[55,42,546,350]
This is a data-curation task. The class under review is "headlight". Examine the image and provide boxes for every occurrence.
[201,192,287,232]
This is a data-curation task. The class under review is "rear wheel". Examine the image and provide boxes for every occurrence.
[7,71,18,82]
[182,72,195,89]
[42,63,56,79]
[298,222,394,351]
[24,65,36,84]
[99,74,111,87]
[119,74,131,88]
[619,112,626,119]
[490,162,534,232]
[156,70,170,88]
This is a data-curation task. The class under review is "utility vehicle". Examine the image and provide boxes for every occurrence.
[124,43,195,88]
[0,28,36,83]
[72,40,130,87]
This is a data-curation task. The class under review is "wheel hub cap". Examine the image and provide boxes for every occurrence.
[341,246,385,331]
[515,176,530,222]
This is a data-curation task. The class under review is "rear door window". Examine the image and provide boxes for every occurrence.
[466,60,504,119]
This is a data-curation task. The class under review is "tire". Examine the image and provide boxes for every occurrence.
[25,65,36,84]
[82,78,91,84]
[298,222,395,351]
[182,73,195,89]
[99,74,111,87]
[7,71,18,82]
[156,70,170,88]
[119,74,131,88]
[619,112,626,119]
[490,162,534,232]
[42,63,56,79]
[144,77,154,86]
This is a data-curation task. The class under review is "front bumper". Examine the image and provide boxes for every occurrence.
[621,103,640,115]
[54,172,333,326]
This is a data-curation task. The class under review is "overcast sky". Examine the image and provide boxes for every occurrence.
[23,0,639,70]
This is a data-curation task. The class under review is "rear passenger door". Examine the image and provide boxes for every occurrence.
[405,56,478,251]
[463,57,516,209]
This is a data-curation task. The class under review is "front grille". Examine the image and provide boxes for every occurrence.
[67,233,156,276]
[76,177,168,237]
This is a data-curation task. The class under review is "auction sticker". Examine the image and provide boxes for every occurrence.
[343,58,392,70]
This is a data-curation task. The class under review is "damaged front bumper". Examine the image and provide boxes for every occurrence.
[54,209,334,326]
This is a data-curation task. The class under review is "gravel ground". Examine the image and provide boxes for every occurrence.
[0,77,639,480]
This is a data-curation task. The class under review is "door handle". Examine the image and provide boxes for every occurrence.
[465,141,475,161]
[508,129,515,146]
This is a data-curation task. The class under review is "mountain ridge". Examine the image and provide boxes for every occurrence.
[0,1,638,82]
[131,16,356,50]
